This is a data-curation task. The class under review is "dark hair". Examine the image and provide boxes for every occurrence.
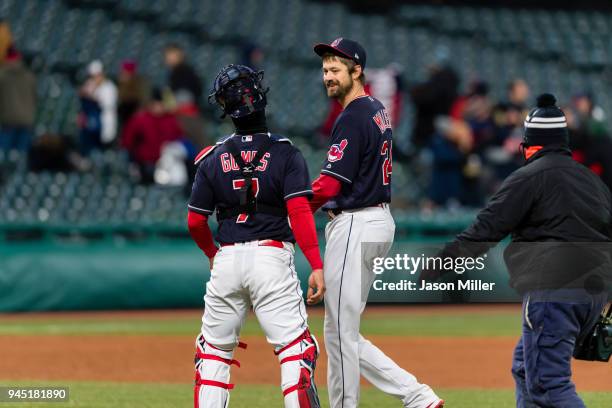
[321,52,365,85]
[507,79,526,93]
[468,80,489,97]
[151,87,163,102]
[164,43,183,52]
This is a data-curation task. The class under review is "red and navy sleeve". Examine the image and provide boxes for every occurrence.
[283,147,313,201]
[321,114,362,184]
[188,161,216,215]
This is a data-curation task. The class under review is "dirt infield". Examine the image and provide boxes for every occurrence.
[0,307,610,391]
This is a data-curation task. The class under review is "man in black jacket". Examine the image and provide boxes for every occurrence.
[164,43,203,107]
[426,94,611,408]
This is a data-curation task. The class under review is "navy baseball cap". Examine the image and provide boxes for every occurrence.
[314,38,367,69]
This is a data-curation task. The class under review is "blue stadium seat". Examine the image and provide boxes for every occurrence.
[1,0,610,232]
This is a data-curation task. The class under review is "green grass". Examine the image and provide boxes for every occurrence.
[0,381,611,408]
[0,312,522,337]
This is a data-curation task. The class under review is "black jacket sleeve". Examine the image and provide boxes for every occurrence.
[449,170,536,256]
[420,169,535,284]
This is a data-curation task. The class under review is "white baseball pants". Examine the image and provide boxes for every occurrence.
[323,206,440,408]
[196,241,315,407]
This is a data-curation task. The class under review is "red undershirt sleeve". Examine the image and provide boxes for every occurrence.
[309,174,342,213]
[286,196,323,270]
[187,210,218,259]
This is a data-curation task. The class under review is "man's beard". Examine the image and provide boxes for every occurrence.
[326,77,353,99]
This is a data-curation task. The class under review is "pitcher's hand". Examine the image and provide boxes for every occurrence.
[307,269,325,305]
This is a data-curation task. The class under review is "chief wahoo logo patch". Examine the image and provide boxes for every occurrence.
[328,139,348,162]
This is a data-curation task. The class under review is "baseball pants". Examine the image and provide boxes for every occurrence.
[512,288,609,408]
[197,241,314,407]
[323,205,440,408]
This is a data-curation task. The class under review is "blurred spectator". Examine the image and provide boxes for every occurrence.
[164,43,202,107]
[117,59,150,130]
[567,93,612,191]
[450,80,533,204]
[163,44,208,147]
[78,60,117,154]
[410,48,459,148]
[470,80,530,190]
[28,134,75,172]
[506,79,530,110]
[121,88,183,184]
[571,93,608,141]
[491,79,530,139]
[173,89,209,149]
[486,79,530,167]
[0,46,36,153]
[367,63,403,128]
[456,82,494,206]
[460,82,495,153]
[487,102,524,182]
[450,80,488,120]
[427,117,473,207]
[241,42,265,71]
[421,79,492,209]
[0,20,12,65]
[154,141,190,187]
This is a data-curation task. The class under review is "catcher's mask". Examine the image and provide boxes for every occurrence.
[208,64,268,119]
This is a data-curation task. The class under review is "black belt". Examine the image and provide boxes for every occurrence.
[330,208,343,216]
[329,203,387,216]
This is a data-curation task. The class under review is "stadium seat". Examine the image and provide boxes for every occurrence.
[1,0,610,237]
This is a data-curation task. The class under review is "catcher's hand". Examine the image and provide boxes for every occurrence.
[307,269,325,305]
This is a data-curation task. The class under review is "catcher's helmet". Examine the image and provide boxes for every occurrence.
[208,64,268,118]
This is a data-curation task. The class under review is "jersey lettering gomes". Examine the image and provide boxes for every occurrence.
[220,151,270,172]
[188,133,313,244]
[321,96,392,209]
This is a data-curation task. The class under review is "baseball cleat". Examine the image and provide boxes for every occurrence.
[425,400,444,408]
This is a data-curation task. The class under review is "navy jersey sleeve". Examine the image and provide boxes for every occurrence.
[283,147,313,200]
[188,162,215,215]
[321,114,361,183]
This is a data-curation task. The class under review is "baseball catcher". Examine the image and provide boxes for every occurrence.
[187,64,325,408]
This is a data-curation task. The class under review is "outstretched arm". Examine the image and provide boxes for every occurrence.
[420,171,535,283]
[456,170,535,245]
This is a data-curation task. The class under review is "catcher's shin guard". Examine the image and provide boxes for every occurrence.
[194,334,246,408]
[276,329,321,408]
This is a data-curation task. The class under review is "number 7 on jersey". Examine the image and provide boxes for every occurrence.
[232,178,260,223]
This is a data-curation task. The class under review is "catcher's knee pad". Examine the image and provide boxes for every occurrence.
[194,334,246,408]
[275,329,321,408]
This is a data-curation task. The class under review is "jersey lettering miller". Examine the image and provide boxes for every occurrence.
[321,95,393,210]
[373,108,392,133]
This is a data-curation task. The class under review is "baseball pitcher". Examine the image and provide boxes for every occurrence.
[187,64,325,408]
[310,38,444,408]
